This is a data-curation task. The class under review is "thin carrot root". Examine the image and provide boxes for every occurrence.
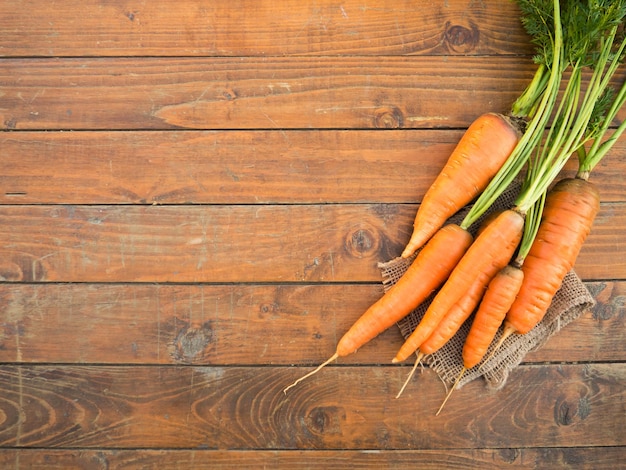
[283,353,338,394]
[436,367,466,416]
[395,351,424,399]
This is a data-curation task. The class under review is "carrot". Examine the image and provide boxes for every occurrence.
[401,113,521,258]
[478,10,626,359]
[463,264,525,369]
[434,265,523,416]
[393,209,525,364]
[480,1,626,358]
[420,275,487,356]
[499,177,600,342]
[394,209,510,398]
[283,223,473,393]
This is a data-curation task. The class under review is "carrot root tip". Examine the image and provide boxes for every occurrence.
[283,352,339,394]
[482,324,517,365]
[436,367,466,416]
[395,352,424,399]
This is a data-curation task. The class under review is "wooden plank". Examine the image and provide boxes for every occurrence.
[0,204,624,283]
[0,364,623,449]
[525,281,626,362]
[2,277,622,370]
[4,57,625,131]
[1,448,625,470]
[0,0,532,57]
[0,282,623,365]
[3,130,625,205]
[0,56,536,130]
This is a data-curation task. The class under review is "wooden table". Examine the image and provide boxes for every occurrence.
[1,1,625,468]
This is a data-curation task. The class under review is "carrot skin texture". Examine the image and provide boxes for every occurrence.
[394,209,525,362]
[462,264,524,369]
[336,224,473,357]
[402,113,521,258]
[504,177,600,335]
[419,274,486,355]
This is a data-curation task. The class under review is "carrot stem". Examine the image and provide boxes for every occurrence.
[460,0,564,230]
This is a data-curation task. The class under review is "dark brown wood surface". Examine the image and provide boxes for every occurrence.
[1,1,624,468]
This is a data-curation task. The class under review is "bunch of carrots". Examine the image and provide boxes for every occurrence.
[284,0,626,413]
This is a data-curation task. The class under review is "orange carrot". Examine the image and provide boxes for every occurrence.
[393,209,525,363]
[499,177,600,342]
[434,264,522,417]
[462,264,524,369]
[420,274,487,356]
[402,251,524,402]
[394,208,509,398]
[283,223,473,393]
[402,113,521,258]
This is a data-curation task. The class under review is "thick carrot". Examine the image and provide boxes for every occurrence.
[337,224,472,356]
[283,223,473,393]
[501,177,599,338]
[393,209,525,363]
[420,274,487,356]
[462,264,524,369]
[401,113,521,258]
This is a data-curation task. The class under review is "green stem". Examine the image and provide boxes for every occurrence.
[516,24,623,213]
[516,16,626,261]
[581,36,626,173]
[511,63,549,118]
[516,191,545,263]
[460,0,563,230]
[515,65,583,212]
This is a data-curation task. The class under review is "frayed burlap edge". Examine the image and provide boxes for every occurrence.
[381,182,596,390]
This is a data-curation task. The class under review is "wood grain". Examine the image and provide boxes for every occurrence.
[0,364,624,449]
[1,448,625,470]
[0,204,623,283]
[0,282,623,366]
[0,56,536,130]
[0,0,532,57]
[3,0,625,462]
[3,130,625,204]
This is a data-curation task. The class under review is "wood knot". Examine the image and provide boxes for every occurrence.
[344,226,379,258]
[0,261,23,281]
[221,88,237,101]
[497,448,520,463]
[554,395,591,426]
[590,282,625,320]
[0,252,47,282]
[305,406,344,436]
[4,117,17,130]
[258,301,281,319]
[169,321,214,364]
[442,21,479,53]
[374,106,404,128]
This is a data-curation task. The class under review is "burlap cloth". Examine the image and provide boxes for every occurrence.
[382,181,595,390]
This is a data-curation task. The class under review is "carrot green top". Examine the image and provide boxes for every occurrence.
[460,0,626,257]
